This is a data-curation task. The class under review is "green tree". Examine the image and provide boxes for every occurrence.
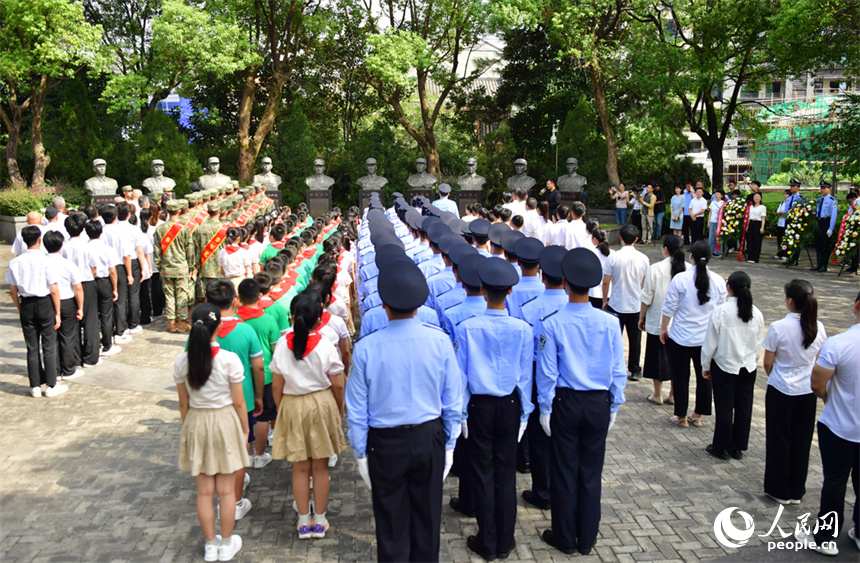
[810,93,860,182]
[130,110,200,193]
[268,103,318,209]
[0,0,108,187]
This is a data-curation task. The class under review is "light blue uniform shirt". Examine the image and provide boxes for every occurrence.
[436,282,466,321]
[536,302,627,414]
[362,290,382,313]
[683,191,693,216]
[433,197,459,215]
[346,317,464,455]
[815,194,838,232]
[426,266,456,310]
[476,248,492,258]
[521,288,568,360]
[413,242,433,265]
[443,295,487,343]
[359,305,440,339]
[455,309,534,421]
[418,253,445,278]
[506,275,544,320]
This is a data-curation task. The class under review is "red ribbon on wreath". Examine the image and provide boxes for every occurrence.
[715,202,726,253]
[830,211,851,265]
[737,203,752,261]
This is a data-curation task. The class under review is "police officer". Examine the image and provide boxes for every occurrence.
[346,259,463,563]
[455,258,533,561]
[153,199,194,333]
[812,181,838,272]
[537,248,627,555]
[433,183,459,215]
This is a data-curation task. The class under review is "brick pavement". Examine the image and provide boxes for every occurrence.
[1,240,857,562]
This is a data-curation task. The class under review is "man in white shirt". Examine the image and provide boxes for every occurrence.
[12,211,47,256]
[522,198,540,238]
[509,188,528,218]
[43,231,85,381]
[100,204,134,343]
[707,191,725,256]
[689,187,708,243]
[602,224,651,380]
[563,202,589,250]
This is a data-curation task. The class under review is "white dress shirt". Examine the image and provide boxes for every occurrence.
[43,221,68,240]
[603,245,650,314]
[763,313,826,396]
[269,333,344,396]
[11,226,47,256]
[662,267,728,346]
[640,257,690,335]
[5,250,58,297]
[87,238,119,279]
[102,222,134,265]
[563,219,589,250]
[218,245,251,277]
[173,347,245,409]
[46,253,85,301]
[689,197,708,218]
[588,247,613,300]
[700,298,765,373]
[62,236,95,283]
[748,205,767,222]
[816,324,860,443]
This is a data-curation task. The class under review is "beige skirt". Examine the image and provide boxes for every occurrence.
[228,276,244,291]
[272,389,346,462]
[178,405,250,476]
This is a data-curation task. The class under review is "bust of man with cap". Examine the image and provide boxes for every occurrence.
[305,158,335,190]
[253,156,283,190]
[407,158,438,188]
[198,157,231,191]
[84,158,119,196]
[458,158,486,191]
[556,157,587,193]
[506,158,536,191]
[356,157,389,190]
[142,159,176,195]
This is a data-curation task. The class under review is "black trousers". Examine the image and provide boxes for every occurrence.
[690,217,704,243]
[468,392,519,556]
[151,273,165,316]
[94,277,115,351]
[610,308,641,375]
[80,280,100,365]
[19,296,58,388]
[368,418,444,563]
[550,388,610,551]
[527,365,551,504]
[57,298,80,376]
[682,215,692,244]
[814,422,859,543]
[140,278,153,325]
[814,217,833,268]
[668,338,711,417]
[764,386,816,501]
[127,259,141,329]
[453,434,474,512]
[710,362,756,451]
[113,264,128,335]
[746,220,763,262]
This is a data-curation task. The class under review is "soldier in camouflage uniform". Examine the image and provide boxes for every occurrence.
[153,199,195,333]
[194,200,228,301]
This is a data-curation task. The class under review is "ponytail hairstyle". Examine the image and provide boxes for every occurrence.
[591,227,611,256]
[226,227,240,245]
[784,279,818,348]
[289,294,322,361]
[186,304,221,390]
[727,271,753,322]
[690,241,712,305]
[663,234,686,278]
[139,208,152,233]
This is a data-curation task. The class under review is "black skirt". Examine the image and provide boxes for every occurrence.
[643,333,672,381]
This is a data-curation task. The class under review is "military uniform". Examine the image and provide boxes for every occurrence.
[154,200,195,331]
[194,201,228,300]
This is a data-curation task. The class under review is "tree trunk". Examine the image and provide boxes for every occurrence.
[236,67,258,183]
[589,65,621,186]
[0,99,26,187]
[30,75,52,189]
[704,137,725,190]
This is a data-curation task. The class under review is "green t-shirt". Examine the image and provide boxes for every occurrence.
[261,299,289,334]
[276,286,300,323]
[236,307,281,385]
[217,320,264,410]
[259,242,285,266]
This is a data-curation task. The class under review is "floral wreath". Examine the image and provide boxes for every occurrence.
[781,200,817,263]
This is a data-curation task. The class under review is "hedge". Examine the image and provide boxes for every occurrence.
[0,187,54,217]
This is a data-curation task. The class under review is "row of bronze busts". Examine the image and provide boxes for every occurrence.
[83,155,588,196]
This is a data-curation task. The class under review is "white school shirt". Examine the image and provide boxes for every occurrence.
[43,221,68,240]
[602,245,650,314]
[269,332,344,396]
[173,346,245,409]
[708,200,724,224]
[748,205,767,222]
[62,236,95,283]
[137,228,153,280]
[563,219,589,250]
[816,324,860,443]
[5,250,58,297]
[12,226,47,256]
[588,246,614,300]
[689,197,708,218]
[248,240,265,265]
[640,257,690,335]
[522,209,539,238]
[87,238,120,279]
[662,267,728,347]
[102,222,133,265]
[763,313,826,396]
[46,253,85,301]
[218,245,250,277]
[551,220,568,247]
[700,298,765,374]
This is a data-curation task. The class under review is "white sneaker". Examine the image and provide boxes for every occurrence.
[100,346,121,357]
[795,529,839,556]
[253,452,273,469]
[849,527,860,550]
[83,358,102,367]
[61,369,85,381]
[234,499,252,520]
[204,535,221,562]
[217,535,242,561]
[30,386,42,398]
[128,325,143,334]
[766,492,790,505]
[328,454,338,468]
[45,384,69,397]
[114,334,132,344]
[243,473,250,494]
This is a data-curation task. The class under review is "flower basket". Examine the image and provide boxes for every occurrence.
[718,198,746,255]
[782,200,817,263]
[831,207,860,268]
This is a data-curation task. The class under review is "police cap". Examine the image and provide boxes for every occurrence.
[500,230,526,255]
[457,254,486,288]
[378,261,429,310]
[539,245,567,280]
[469,218,491,237]
[561,247,603,289]
[488,222,511,246]
[478,257,519,291]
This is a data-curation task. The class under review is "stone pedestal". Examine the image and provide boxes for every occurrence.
[407,188,433,204]
[457,190,482,218]
[266,189,281,208]
[307,190,332,217]
[358,189,385,214]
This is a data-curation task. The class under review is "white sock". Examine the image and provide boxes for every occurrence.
[314,511,326,525]
[222,535,232,547]
[236,499,244,507]
[298,513,311,526]
[205,538,218,547]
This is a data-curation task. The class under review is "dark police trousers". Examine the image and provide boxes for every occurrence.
[453,434,474,512]
[550,388,610,551]
[80,280,100,365]
[814,217,832,268]
[19,295,58,388]
[113,264,128,336]
[57,298,81,376]
[527,364,551,504]
[468,392,520,556]
[368,418,444,563]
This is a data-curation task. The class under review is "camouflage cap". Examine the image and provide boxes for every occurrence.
[231,180,239,188]
[121,184,133,192]
[166,199,181,212]
[177,199,189,210]
[186,193,198,204]
[221,201,232,212]
[207,201,221,212]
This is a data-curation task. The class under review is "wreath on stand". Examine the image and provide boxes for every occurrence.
[831,206,860,268]
[782,200,817,265]
[717,198,746,257]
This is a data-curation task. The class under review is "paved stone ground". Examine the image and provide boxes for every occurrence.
[1,240,857,563]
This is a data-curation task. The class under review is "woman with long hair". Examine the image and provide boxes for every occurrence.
[270,294,346,539]
[640,235,689,404]
[701,271,765,460]
[536,201,551,245]
[670,186,685,236]
[762,280,827,504]
[586,221,613,308]
[174,304,250,562]
[136,209,156,324]
[660,241,727,427]
[745,192,766,263]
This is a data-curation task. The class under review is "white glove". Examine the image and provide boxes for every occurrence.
[540,413,552,437]
[442,449,454,481]
[461,418,469,440]
[608,411,617,433]
[357,456,372,491]
[518,420,528,442]
[827,230,833,237]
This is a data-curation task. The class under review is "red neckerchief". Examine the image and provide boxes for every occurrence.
[303,247,317,259]
[218,317,240,337]
[285,270,298,284]
[270,241,285,250]
[330,295,338,305]
[269,286,286,300]
[286,331,322,358]
[319,310,332,328]
[236,306,264,320]
[225,245,241,255]
[240,242,249,250]
[260,296,275,309]
[211,343,221,358]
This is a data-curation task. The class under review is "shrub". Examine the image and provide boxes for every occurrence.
[0,186,53,216]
